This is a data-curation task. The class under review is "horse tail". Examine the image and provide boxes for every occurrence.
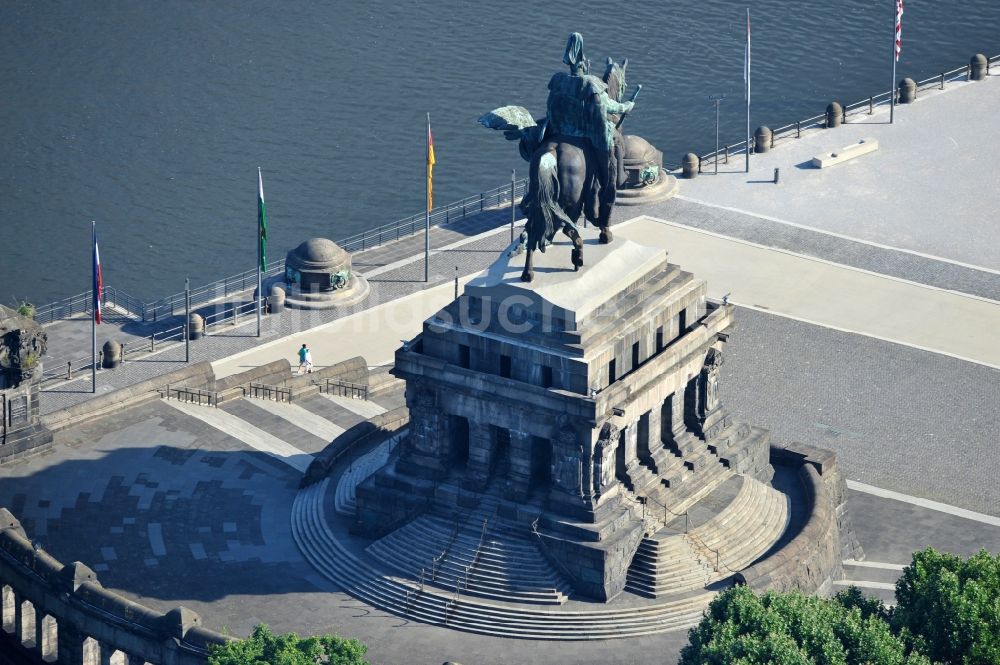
[524,149,573,253]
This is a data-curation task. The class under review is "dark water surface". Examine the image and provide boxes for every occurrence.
[2,1,997,305]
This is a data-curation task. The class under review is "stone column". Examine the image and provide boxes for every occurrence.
[647,399,671,469]
[100,643,116,665]
[505,430,533,502]
[124,654,147,665]
[622,422,639,473]
[668,390,685,441]
[1,584,13,633]
[648,403,664,451]
[57,623,86,665]
[464,421,493,491]
[397,382,452,480]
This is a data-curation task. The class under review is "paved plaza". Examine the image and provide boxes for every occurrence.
[2,74,998,664]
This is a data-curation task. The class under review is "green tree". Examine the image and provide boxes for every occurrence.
[892,547,1000,665]
[679,585,928,665]
[208,624,369,665]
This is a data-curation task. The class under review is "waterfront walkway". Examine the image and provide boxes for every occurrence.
[6,69,999,665]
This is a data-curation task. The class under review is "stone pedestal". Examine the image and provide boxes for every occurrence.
[281,238,370,310]
[1,307,53,461]
[354,227,781,601]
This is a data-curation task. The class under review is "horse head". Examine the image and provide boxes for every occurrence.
[603,57,628,102]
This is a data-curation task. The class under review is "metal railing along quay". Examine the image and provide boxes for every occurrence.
[691,53,998,173]
[31,53,997,327]
[32,178,528,326]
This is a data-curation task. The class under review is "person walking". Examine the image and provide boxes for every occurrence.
[297,343,309,375]
[304,346,314,374]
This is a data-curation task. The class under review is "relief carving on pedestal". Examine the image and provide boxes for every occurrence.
[701,347,724,416]
[592,420,620,498]
[553,415,584,496]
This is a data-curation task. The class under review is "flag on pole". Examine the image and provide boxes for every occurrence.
[426,117,436,211]
[92,224,103,324]
[895,0,903,61]
[744,9,751,98]
[258,168,268,272]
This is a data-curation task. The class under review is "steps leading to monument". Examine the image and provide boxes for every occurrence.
[625,529,714,598]
[292,479,719,640]
[333,437,397,516]
[366,501,573,605]
[686,476,790,577]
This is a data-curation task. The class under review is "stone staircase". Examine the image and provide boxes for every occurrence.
[366,497,573,606]
[685,475,790,575]
[334,435,400,516]
[292,479,719,639]
[625,529,714,598]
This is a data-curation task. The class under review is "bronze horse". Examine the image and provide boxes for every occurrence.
[517,58,632,283]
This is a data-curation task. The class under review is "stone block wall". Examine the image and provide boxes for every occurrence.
[0,508,227,664]
[735,443,862,595]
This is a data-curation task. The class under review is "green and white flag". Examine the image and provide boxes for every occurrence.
[257,167,268,271]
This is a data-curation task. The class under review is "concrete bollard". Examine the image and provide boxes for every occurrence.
[101,340,122,369]
[681,153,699,179]
[754,126,772,153]
[825,102,843,128]
[268,285,286,315]
[188,313,205,340]
[898,77,917,104]
[970,54,988,81]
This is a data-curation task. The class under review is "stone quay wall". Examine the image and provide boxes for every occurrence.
[735,443,863,596]
[0,508,227,664]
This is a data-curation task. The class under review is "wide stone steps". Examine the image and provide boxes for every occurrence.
[686,476,790,575]
[292,479,718,640]
[366,511,572,605]
[644,458,733,524]
[625,530,714,598]
[333,436,398,515]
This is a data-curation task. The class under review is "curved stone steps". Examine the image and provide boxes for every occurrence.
[687,476,790,575]
[292,480,717,639]
[333,436,398,515]
[366,515,571,605]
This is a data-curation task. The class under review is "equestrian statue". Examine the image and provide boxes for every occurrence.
[479,33,641,282]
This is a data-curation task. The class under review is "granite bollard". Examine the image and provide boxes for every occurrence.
[825,101,843,128]
[681,152,699,178]
[754,126,772,153]
[898,77,917,104]
[188,312,204,340]
[970,53,988,81]
[101,340,121,369]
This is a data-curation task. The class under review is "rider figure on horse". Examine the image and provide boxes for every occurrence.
[546,33,634,215]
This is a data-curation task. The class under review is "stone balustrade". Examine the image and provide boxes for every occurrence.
[0,508,227,664]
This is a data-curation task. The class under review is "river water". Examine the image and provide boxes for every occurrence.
[1,1,997,305]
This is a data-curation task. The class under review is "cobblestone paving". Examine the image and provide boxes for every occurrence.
[635,197,1000,301]
[723,306,1000,515]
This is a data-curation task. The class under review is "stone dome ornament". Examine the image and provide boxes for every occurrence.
[279,238,369,310]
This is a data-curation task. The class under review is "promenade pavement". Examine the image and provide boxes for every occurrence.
[4,66,999,665]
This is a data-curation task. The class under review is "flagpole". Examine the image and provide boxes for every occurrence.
[91,221,97,393]
[890,0,898,124]
[262,166,264,337]
[424,113,431,283]
[745,7,751,174]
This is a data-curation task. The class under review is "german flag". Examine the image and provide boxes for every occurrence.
[426,114,435,211]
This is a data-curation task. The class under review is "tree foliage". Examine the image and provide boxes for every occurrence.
[892,547,1000,665]
[679,585,928,665]
[208,624,369,665]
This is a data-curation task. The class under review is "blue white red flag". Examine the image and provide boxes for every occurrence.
[895,0,903,61]
[92,223,103,324]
